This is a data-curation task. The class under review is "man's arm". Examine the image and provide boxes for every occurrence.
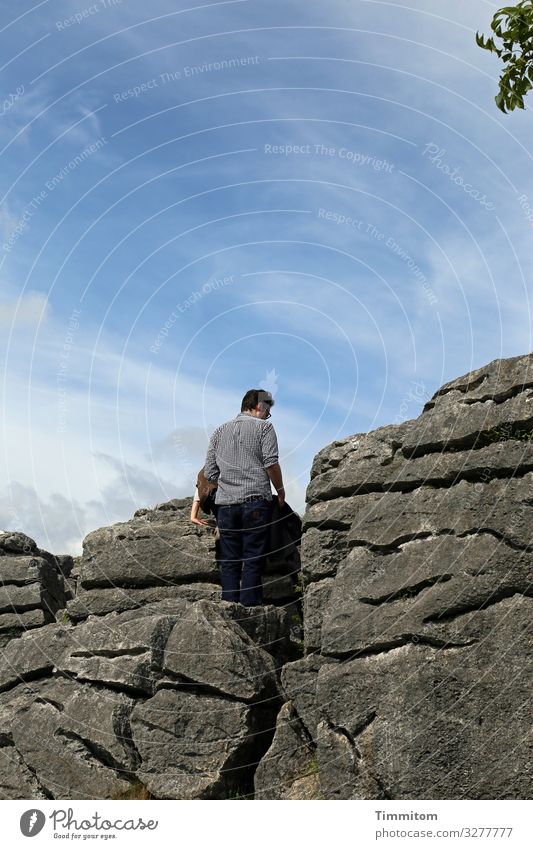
[266,462,285,506]
[203,432,220,483]
[262,423,284,505]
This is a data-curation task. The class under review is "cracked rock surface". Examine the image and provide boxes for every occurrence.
[0,599,292,799]
[0,534,67,648]
[0,500,299,799]
[257,353,533,799]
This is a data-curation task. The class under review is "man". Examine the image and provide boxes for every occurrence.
[203,388,285,606]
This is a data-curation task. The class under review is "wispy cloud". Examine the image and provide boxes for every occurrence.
[0,289,49,326]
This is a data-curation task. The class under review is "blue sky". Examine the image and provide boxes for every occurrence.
[0,0,532,554]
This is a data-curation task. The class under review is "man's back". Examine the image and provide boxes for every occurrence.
[204,411,278,505]
[203,388,283,606]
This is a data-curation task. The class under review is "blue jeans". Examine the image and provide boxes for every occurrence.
[216,498,273,606]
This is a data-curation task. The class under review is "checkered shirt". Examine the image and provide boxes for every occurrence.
[203,411,279,505]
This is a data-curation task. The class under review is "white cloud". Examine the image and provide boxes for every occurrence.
[0,289,49,326]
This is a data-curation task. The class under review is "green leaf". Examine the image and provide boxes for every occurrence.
[477,2,533,113]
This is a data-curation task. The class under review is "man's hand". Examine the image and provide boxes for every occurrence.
[277,487,285,508]
[191,517,210,526]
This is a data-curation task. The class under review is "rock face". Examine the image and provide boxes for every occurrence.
[0,532,68,648]
[0,499,300,800]
[255,353,533,800]
[0,598,296,799]
[1,353,532,799]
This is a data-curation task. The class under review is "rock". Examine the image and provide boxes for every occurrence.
[7,678,136,799]
[401,354,533,457]
[55,555,75,577]
[66,583,221,622]
[0,597,287,800]
[130,688,254,799]
[320,535,531,657]
[0,532,37,555]
[254,701,320,799]
[0,609,47,648]
[0,550,66,646]
[280,654,337,742]
[223,601,297,665]
[262,572,298,603]
[307,438,533,504]
[80,518,218,589]
[0,746,49,799]
[160,599,278,700]
[269,353,533,799]
[314,598,532,799]
[61,607,183,695]
[0,623,71,693]
[300,527,350,583]
[0,584,42,613]
[303,578,334,653]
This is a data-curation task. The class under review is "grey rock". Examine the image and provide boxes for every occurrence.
[432,353,533,402]
[254,701,319,799]
[0,555,58,587]
[130,688,256,799]
[0,553,66,645]
[55,555,75,577]
[62,608,184,695]
[307,439,533,504]
[262,572,298,603]
[303,578,334,653]
[66,583,221,621]
[310,423,411,480]
[8,677,135,799]
[0,532,38,555]
[0,623,71,693]
[0,746,49,799]
[0,609,46,648]
[321,535,532,657]
[281,352,533,799]
[161,599,278,700]
[314,598,532,799]
[280,654,337,742]
[223,602,294,665]
[402,354,533,457]
[300,527,350,583]
[0,583,42,613]
[80,518,218,589]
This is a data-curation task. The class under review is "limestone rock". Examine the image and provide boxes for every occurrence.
[0,546,66,647]
[0,598,291,799]
[264,352,533,799]
[254,701,321,799]
[130,687,275,799]
[6,678,135,799]
[160,599,278,700]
